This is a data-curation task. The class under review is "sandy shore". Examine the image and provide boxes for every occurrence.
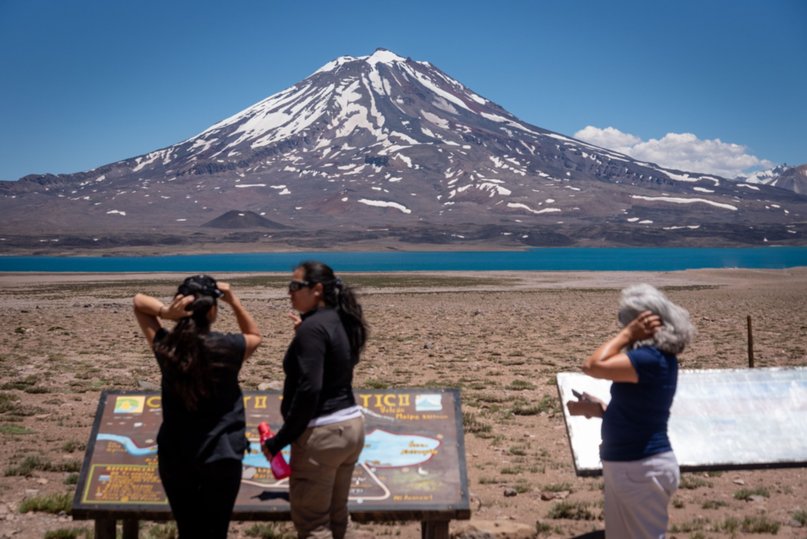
[1,268,805,538]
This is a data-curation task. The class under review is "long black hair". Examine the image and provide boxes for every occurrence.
[297,261,368,363]
[153,275,224,411]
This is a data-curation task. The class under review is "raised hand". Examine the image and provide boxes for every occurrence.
[217,281,235,304]
[162,294,194,320]
[288,311,302,331]
[622,310,662,342]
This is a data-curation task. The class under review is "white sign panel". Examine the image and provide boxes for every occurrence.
[557,367,807,476]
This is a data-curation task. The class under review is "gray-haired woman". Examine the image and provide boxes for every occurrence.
[568,284,694,538]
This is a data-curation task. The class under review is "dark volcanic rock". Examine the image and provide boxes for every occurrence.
[203,210,288,229]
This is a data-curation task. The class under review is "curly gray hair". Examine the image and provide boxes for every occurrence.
[618,284,695,354]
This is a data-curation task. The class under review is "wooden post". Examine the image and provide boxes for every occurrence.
[94,518,116,539]
[122,519,139,539]
[421,520,449,539]
[747,315,754,368]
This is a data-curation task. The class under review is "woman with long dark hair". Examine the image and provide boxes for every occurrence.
[262,261,368,539]
[133,275,261,539]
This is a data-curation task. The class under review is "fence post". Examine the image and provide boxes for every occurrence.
[747,315,754,368]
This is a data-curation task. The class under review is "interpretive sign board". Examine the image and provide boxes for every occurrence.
[558,367,807,476]
[72,389,470,522]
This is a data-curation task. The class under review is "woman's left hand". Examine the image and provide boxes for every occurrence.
[623,310,662,342]
[217,282,234,304]
[288,311,302,331]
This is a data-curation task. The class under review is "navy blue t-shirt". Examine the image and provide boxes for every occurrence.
[600,346,678,462]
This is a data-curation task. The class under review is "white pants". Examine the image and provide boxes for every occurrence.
[602,451,679,539]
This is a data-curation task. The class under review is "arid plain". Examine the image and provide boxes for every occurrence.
[1,268,805,538]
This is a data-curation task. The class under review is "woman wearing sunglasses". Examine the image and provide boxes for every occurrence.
[262,261,368,539]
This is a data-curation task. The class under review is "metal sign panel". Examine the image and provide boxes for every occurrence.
[73,389,470,521]
[557,367,807,476]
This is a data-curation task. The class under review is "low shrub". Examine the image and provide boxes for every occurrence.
[734,486,770,501]
[740,514,780,534]
[702,499,728,509]
[792,509,807,526]
[245,522,295,538]
[5,455,81,476]
[547,500,598,520]
[44,529,91,539]
[19,492,71,514]
[145,523,177,539]
[678,474,711,489]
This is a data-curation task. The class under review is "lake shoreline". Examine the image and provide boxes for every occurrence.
[2,267,806,290]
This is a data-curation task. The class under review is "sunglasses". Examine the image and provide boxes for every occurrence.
[288,280,312,293]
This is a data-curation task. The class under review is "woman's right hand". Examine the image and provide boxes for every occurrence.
[261,437,275,459]
[622,310,662,343]
[567,392,606,418]
[162,295,194,320]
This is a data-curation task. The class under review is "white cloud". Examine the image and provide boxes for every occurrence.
[574,126,774,178]
[574,126,640,155]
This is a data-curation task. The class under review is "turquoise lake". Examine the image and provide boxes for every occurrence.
[1,247,806,272]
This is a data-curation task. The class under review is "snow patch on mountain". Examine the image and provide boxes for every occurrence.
[358,198,411,214]
[631,195,737,211]
[507,203,562,214]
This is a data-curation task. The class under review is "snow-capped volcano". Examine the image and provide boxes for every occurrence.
[126,47,567,204]
[1,49,805,249]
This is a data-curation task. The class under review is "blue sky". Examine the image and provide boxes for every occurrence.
[1,0,805,181]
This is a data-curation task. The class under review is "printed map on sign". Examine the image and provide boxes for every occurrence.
[72,389,469,518]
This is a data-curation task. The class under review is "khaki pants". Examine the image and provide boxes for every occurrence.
[289,415,365,539]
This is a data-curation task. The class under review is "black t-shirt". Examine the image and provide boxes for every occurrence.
[154,328,248,464]
[266,307,357,455]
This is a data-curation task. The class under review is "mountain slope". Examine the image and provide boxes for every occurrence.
[1,49,804,248]
[775,165,807,195]
[742,164,807,195]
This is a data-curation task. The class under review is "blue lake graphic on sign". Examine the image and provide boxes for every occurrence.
[101,429,441,469]
[97,434,157,457]
[245,429,440,469]
[358,429,440,467]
